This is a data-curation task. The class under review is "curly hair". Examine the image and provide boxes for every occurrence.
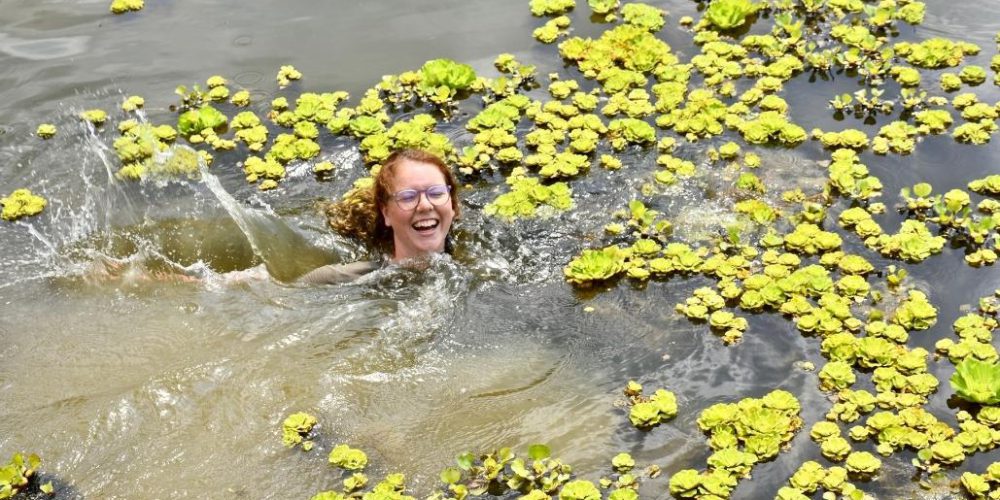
[324,149,460,254]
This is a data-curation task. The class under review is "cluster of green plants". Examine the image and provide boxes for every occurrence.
[621,380,678,429]
[282,411,655,500]
[0,189,47,222]
[282,412,318,451]
[432,444,656,500]
[669,390,803,498]
[961,461,1000,498]
[0,452,50,498]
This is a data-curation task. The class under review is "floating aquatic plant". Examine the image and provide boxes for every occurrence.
[110,0,143,14]
[621,3,666,32]
[670,390,801,498]
[177,104,227,138]
[0,452,41,499]
[35,124,56,139]
[121,95,145,111]
[530,0,576,16]
[534,16,571,44]
[281,412,317,450]
[895,37,979,69]
[951,358,1000,404]
[623,381,678,429]
[564,246,626,285]
[1,189,47,221]
[703,0,758,31]
[329,445,368,471]
[588,0,619,15]
[276,65,302,88]
[80,109,108,125]
[485,168,573,220]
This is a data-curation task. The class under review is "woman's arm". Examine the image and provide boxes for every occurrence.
[295,260,379,285]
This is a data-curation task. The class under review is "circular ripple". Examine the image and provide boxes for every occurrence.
[232,35,253,47]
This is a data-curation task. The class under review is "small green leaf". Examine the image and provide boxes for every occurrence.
[440,467,461,484]
[40,482,54,494]
[913,182,933,198]
[527,444,551,461]
[456,452,475,470]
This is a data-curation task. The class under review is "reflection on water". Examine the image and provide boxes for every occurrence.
[0,33,89,60]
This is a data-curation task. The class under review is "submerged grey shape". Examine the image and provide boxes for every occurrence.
[0,32,90,60]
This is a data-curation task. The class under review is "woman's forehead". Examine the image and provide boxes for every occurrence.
[392,159,446,187]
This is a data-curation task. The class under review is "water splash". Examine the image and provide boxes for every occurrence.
[198,168,337,282]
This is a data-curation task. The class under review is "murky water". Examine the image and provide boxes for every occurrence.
[3,0,1000,498]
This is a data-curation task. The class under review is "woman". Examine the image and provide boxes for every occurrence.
[297,148,460,284]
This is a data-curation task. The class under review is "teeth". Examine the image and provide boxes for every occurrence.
[413,220,438,230]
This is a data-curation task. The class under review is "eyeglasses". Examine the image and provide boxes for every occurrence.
[392,184,451,210]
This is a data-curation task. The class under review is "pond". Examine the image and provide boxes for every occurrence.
[2,0,1000,498]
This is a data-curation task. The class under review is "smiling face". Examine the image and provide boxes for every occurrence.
[380,158,456,262]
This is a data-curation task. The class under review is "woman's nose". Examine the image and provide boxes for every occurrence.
[415,192,433,210]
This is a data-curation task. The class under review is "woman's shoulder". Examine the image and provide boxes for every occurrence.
[296,260,380,285]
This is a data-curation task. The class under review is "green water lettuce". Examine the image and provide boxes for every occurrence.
[534,17,570,44]
[951,358,1000,404]
[120,95,144,112]
[953,120,996,145]
[621,3,665,32]
[737,111,806,145]
[895,37,979,68]
[784,224,842,255]
[915,109,953,134]
[35,124,56,139]
[243,156,286,184]
[818,129,869,150]
[81,109,108,125]
[329,445,368,471]
[0,452,41,499]
[819,361,856,392]
[558,480,600,500]
[110,0,143,14]
[530,0,576,16]
[960,65,987,85]
[611,453,635,473]
[969,174,1000,197]
[230,90,250,107]
[820,437,852,462]
[282,412,317,450]
[421,59,477,92]
[890,66,921,87]
[941,73,963,91]
[893,290,938,330]
[874,121,918,154]
[1,189,47,221]
[607,118,655,149]
[588,0,619,14]
[844,451,881,477]
[178,105,227,137]
[277,65,302,88]
[867,220,945,262]
[704,0,758,30]
[564,246,625,285]
[628,389,678,428]
[961,472,991,498]
[668,469,702,497]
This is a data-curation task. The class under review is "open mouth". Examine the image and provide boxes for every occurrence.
[411,219,439,233]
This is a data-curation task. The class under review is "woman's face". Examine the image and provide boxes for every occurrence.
[381,158,455,261]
